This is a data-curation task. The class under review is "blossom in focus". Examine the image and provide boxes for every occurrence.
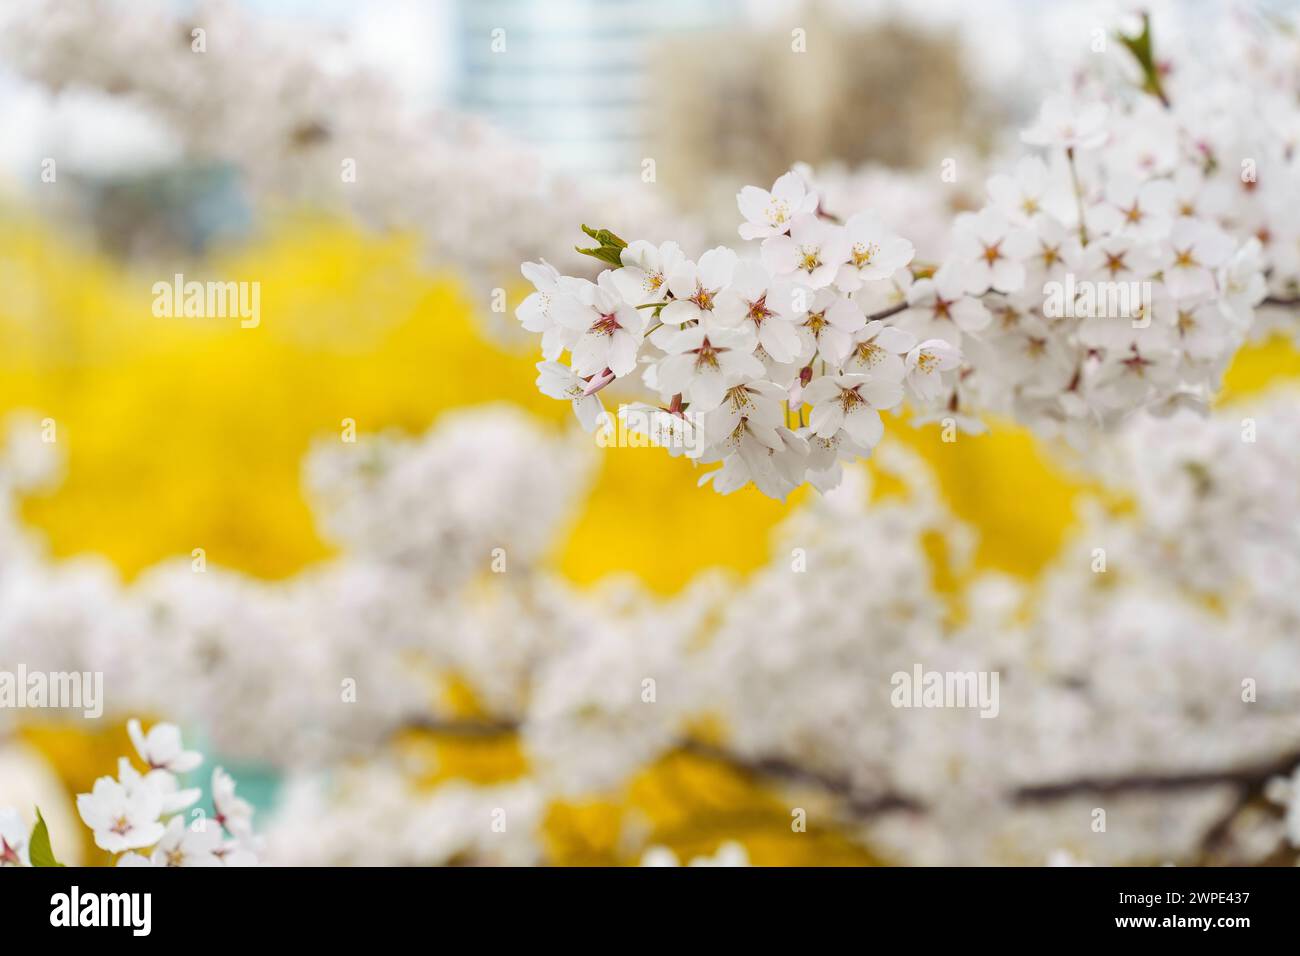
[76,776,166,853]
[761,214,850,289]
[127,718,202,773]
[737,171,818,240]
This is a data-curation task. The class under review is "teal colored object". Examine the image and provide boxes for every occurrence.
[185,727,283,822]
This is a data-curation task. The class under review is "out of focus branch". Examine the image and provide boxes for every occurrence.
[677,739,924,816]
[400,717,1299,836]
[401,716,922,815]
[1013,749,1300,802]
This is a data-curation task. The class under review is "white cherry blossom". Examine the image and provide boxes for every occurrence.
[761,214,850,289]
[1020,95,1109,151]
[804,372,903,449]
[127,718,201,773]
[76,776,165,853]
[612,240,685,306]
[552,271,647,378]
[834,212,915,292]
[737,171,819,240]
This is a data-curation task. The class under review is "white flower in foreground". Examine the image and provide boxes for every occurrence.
[834,212,915,292]
[517,259,582,361]
[127,718,202,773]
[660,246,738,327]
[1089,175,1176,240]
[617,402,704,459]
[76,775,165,853]
[804,373,902,448]
[117,757,200,816]
[843,320,915,379]
[737,171,818,240]
[1020,95,1108,151]
[951,208,1034,294]
[794,289,866,367]
[214,838,260,867]
[149,816,222,867]
[1080,232,1161,284]
[212,766,255,841]
[904,264,991,336]
[535,361,607,433]
[612,240,685,305]
[654,327,763,412]
[698,425,808,501]
[552,271,647,378]
[986,156,1052,223]
[1162,218,1235,299]
[1219,237,1268,324]
[0,808,29,866]
[761,214,850,289]
[514,168,958,497]
[712,262,803,363]
[803,428,873,492]
[702,379,787,449]
[905,339,962,402]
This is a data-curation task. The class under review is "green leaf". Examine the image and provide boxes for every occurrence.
[1116,13,1169,106]
[579,224,627,249]
[29,808,64,867]
[575,224,628,267]
[574,244,626,267]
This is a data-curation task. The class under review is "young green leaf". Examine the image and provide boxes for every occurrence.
[575,224,629,266]
[574,244,626,267]
[29,808,64,867]
[579,224,627,249]
[1116,13,1170,107]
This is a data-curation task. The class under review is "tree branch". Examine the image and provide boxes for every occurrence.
[400,717,1300,839]
[864,301,908,322]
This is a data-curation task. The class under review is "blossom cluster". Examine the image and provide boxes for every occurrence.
[520,104,1279,476]
[1082,12,1300,307]
[1,719,257,866]
[904,92,1269,439]
[519,14,1293,450]
[520,172,963,499]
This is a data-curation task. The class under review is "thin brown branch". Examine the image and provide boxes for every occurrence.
[1013,749,1300,803]
[677,739,923,817]
[399,717,1300,837]
[864,301,908,322]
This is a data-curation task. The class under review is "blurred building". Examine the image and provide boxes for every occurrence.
[451,0,740,179]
